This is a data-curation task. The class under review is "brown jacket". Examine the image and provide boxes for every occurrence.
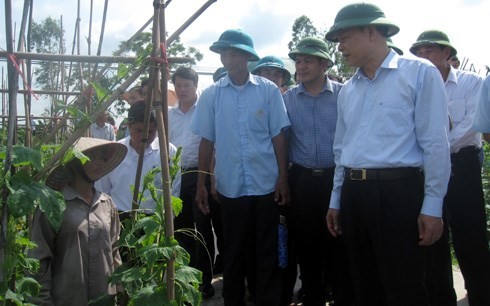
[30,186,121,305]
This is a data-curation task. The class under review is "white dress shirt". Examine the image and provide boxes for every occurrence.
[168,102,201,169]
[445,67,483,153]
[95,137,181,212]
[473,75,490,133]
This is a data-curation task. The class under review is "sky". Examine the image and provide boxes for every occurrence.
[1,0,490,118]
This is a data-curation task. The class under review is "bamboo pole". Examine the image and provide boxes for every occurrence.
[156,1,176,299]
[1,0,20,285]
[0,51,191,64]
[0,89,80,95]
[18,0,32,147]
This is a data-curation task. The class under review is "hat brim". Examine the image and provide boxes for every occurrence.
[325,17,400,42]
[210,42,260,62]
[46,138,127,190]
[252,63,292,84]
[409,41,457,58]
[288,49,334,69]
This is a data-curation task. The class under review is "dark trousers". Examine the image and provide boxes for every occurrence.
[429,147,490,306]
[340,170,429,306]
[175,170,198,266]
[177,170,223,286]
[220,193,282,306]
[289,164,353,306]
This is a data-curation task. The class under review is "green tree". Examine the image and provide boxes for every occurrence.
[288,15,318,51]
[288,15,356,81]
[30,17,66,115]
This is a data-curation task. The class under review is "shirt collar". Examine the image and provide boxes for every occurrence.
[353,49,399,82]
[218,72,257,87]
[297,75,334,95]
[62,185,107,205]
[446,65,458,85]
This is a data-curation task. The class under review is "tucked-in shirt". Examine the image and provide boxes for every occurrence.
[91,122,115,141]
[445,67,483,152]
[191,73,290,198]
[472,75,490,133]
[29,186,121,306]
[169,102,201,169]
[329,51,451,217]
[283,77,341,168]
[95,137,181,212]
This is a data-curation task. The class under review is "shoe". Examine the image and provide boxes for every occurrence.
[200,283,215,299]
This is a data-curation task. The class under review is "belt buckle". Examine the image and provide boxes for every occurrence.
[312,169,324,176]
[350,169,367,180]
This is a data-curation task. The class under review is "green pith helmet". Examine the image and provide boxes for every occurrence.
[409,30,457,58]
[209,29,260,61]
[325,2,399,42]
[387,37,403,55]
[252,55,292,84]
[288,37,334,68]
[213,67,227,82]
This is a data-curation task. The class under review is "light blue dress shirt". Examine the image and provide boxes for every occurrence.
[329,51,451,217]
[191,73,290,198]
[283,77,341,168]
[473,75,490,133]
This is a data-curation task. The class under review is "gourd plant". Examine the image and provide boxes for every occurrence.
[107,147,203,306]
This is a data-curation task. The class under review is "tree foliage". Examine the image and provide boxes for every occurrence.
[288,15,356,80]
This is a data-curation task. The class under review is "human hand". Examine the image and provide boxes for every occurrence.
[274,177,290,206]
[326,208,342,237]
[195,183,210,215]
[417,214,443,246]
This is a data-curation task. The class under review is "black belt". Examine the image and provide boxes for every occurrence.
[344,167,420,181]
[291,164,334,177]
[453,146,481,155]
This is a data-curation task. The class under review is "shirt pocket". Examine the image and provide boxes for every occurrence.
[374,100,412,137]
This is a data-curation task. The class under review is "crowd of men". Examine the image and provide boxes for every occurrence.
[84,2,490,306]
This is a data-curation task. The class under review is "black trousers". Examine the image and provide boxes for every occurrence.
[340,169,429,306]
[220,193,281,306]
[429,147,490,306]
[176,170,223,286]
[289,164,353,306]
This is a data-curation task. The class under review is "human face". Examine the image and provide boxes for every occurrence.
[294,54,327,84]
[337,27,371,68]
[415,45,451,69]
[220,48,250,77]
[174,76,197,105]
[258,67,285,88]
[83,148,112,181]
[129,121,157,152]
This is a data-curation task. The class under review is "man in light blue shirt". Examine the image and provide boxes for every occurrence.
[473,75,490,142]
[325,3,451,305]
[191,29,290,305]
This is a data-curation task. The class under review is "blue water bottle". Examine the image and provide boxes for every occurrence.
[278,209,288,268]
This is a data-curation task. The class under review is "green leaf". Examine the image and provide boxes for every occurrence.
[91,81,109,102]
[132,286,177,306]
[8,146,43,171]
[117,63,129,79]
[171,196,183,217]
[4,289,23,306]
[174,266,202,305]
[7,180,65,229]
[17,277,40,298]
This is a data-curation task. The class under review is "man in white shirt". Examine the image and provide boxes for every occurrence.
[168,67,222,299]
[473,75,490,142]
[96,102,180,218]
[91,111,115,141]
[412,30,490,306]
